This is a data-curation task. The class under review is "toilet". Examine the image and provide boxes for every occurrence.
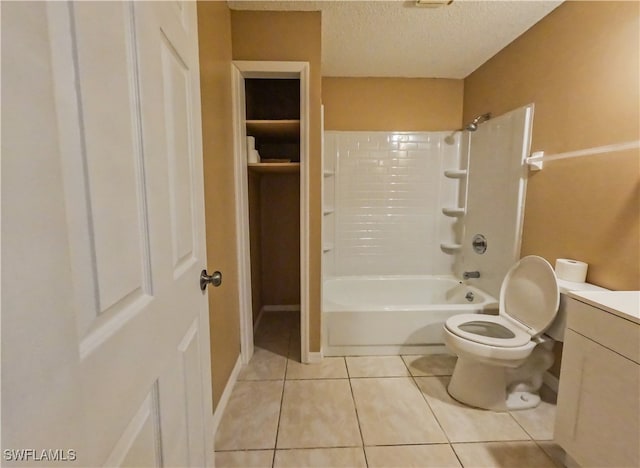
[443,255,561,411]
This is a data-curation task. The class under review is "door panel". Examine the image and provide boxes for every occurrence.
[2,1,213,466]
[104,387,163,467]
[179,320,207,467]
[160,34,196,273]
[73,2,152,313]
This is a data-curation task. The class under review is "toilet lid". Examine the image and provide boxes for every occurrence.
[446,313,532,347]
[499,256,560,337]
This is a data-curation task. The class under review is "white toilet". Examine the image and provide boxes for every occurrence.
[443,255,560,411]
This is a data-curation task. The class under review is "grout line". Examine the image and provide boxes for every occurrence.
[285,376,349,381]
[452,439,546,445]
[503,408,533,441]
[272,317,301,466]
[242,339,548,466]
[408,372,466,466]
[215,448,276,453]
[363,442,458,448]
[345,359,369,468]
[533,440,565,468]
[250,314,295,468]
[271,379,285,468]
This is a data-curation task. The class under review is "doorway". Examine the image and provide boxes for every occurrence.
[231,61,311,364]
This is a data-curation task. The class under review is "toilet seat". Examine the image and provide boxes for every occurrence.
[445,314,531,348]
[446,256,559,349]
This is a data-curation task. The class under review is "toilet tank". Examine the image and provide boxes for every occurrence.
[545,279,609,341]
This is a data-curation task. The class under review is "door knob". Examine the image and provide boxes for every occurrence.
[200,269,222,291]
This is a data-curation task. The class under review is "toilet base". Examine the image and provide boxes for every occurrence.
[448,356,547,411]
[448,357,508,411]
[506,391,541,410]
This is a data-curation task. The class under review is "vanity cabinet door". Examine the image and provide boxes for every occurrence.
[555,329,640,467]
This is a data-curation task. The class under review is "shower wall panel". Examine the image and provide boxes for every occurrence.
[324,131,461,276]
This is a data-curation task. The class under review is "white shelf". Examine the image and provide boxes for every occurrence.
[442,207,465,217]
[322,243,334,253]
[440,242,462,251]
[323,208,335,215]
[324,170,335,177]
[444,169,467,179]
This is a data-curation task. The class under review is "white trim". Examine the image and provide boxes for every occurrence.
[299,63,311,364]
[231,61,311,366]
[231,64,254,365]
[543,370,559,394]
[307,351,324,363]
[234,60,309,77]
[212,354,242,438]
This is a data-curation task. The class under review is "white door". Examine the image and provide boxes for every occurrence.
[2,2,213,466]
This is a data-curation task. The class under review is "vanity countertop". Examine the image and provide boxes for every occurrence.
[567,290,640,325]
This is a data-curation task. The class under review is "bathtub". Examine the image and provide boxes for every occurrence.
[323,276,498,356]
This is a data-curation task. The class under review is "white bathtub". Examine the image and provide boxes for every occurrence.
[323,276,498,356]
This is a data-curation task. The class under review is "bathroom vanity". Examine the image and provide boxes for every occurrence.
[555,291,640,467]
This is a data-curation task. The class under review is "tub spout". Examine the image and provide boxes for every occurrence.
[463,271,480,279]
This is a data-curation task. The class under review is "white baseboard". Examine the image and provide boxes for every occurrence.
[306,350,324,363]
[543,371,559,394]
[253,307,265,334]
[212,354,242,437]
[263,304,301,312]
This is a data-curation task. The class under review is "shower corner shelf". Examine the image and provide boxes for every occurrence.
[444,169,467,179]
[442,207,465,217]
[322,243,334,253]
[323,208,335,216]
[323,170,335,177]
[440,242,462,251]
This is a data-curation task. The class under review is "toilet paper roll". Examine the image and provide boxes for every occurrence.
[555,258,588,283]
[247,136,256,150]
[248,149,260,164]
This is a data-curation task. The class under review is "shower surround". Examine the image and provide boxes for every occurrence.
[322,106,533,356]
[323,131,463,278]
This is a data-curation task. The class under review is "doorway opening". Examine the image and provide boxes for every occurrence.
[231,61,310,365]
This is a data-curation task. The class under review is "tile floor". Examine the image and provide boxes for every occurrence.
[215,311,565,468]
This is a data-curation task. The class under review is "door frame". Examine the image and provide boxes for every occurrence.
[231,60,311,364]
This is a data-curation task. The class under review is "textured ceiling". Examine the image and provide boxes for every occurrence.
[228,0,563,79]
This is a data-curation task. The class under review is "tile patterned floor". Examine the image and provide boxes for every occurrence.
[215,311,565,467]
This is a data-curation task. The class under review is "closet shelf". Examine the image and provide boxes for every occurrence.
[248,162,300,173]
[444,169,467,179]
[442,207,465,217]
[246,119,300,140]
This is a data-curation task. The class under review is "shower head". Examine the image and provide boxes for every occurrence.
[465,112,491,131]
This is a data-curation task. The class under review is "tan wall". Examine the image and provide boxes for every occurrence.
[231,10,323,351]
[323,77,464,131]
[248,173,301,318]
[261,173,301,305]
[464,1,640,291]
[248,172,263,323]
[197,1,241,409]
